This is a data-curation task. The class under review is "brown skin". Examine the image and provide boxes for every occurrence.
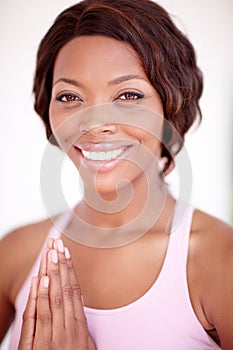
[1,209,233,348]
[18,241,96,350]
[0,36,233,348]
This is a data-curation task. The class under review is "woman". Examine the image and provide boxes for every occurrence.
[0,0,232,349]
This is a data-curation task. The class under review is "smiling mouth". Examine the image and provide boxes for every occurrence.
[74,144,133,163]
[81,147,130,161]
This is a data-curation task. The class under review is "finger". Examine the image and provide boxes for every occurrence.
[65,248,88,333]
[38,248,49,278]
[18,277,38,350]
[34,275,51,346]
[47,249,64,332]
[47,238,54,249]
[54,239,75,330]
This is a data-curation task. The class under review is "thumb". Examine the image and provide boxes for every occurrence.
[18,277,38,350]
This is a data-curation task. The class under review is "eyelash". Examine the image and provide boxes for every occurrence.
[116,91,144,101]
[55,93,81,103]
[55,91,144,103]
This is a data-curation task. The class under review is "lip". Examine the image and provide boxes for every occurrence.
[74,143,134,173]
[74,141,134,152]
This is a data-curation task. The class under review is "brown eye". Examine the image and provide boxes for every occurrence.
[118,91,144,101]
[56,93,80,102]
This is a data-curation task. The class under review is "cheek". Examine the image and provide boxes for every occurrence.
[49,103,65,131]
[49,103,77,150]
[120,106,164,146]
[48,103,58,132]
[122,126,162,154]
[144,135,162,158]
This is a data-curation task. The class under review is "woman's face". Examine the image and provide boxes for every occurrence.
[49,35,164,195]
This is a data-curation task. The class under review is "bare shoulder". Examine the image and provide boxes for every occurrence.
[190,209,233,348]
[0,215,60,304]
[189,209,233,287]
[190,208,233,261]
[0,216,56,261]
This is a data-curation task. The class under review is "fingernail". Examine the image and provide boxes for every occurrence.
[81,295,85,306]
[43,276,49,288]
[64,247,70,259]
[56,239,64,253]
[51,250,58,264]
[47,238,54,249]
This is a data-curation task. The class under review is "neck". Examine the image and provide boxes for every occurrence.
[74,166,171,230]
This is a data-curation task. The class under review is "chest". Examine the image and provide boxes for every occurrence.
[63,232,218,345]
[63,232,168,309]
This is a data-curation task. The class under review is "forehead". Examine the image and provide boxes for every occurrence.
[53,35,147,82]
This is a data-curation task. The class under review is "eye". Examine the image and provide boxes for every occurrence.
[56,93,81,103]
[117,91,144,101]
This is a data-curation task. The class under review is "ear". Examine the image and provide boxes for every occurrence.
[158,157,175,177]
[164,160,175,176]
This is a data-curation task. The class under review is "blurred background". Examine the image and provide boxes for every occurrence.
[0,0,232,348]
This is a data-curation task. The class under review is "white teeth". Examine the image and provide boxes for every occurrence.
[82,148,124,161]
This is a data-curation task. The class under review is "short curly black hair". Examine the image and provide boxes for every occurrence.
[33,0,203,171]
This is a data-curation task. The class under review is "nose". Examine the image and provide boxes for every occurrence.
[77,103,120,136]
[79,121,118,135]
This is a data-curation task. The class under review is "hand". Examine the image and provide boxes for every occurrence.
[19,239,96,350]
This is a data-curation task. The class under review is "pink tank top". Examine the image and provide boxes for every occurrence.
[9,204,221,350]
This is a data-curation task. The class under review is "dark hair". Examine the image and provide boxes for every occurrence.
[33,0,203,171]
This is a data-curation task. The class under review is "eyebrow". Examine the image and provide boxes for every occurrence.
[107,74,148,86]
[53,78,84,88]
[53,74,148,88]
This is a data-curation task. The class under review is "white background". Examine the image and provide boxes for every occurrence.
[0,0,233,348]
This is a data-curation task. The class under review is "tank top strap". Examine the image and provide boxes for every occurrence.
[160,202,195,280]
[49,210,73,239]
